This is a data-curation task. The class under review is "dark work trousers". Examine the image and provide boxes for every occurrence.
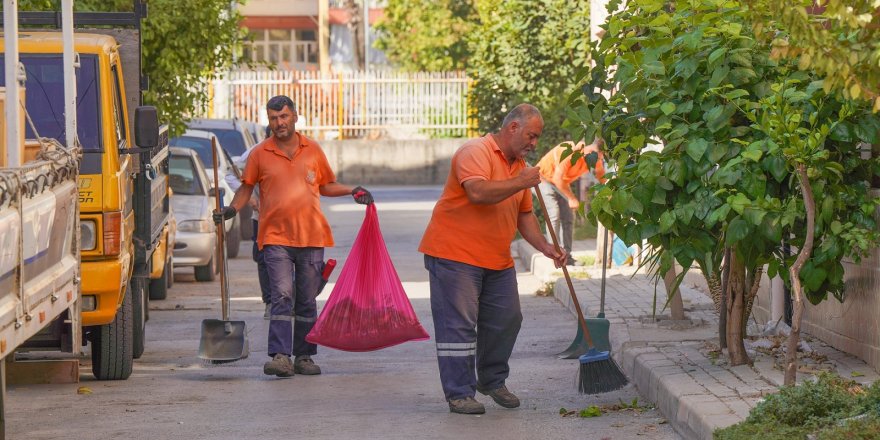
[538,181,574,256]
[262,245,324,357]
[425,255,522,401]
[251,220,271,304]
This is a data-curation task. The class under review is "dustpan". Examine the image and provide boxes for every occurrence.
[198,137,249,364]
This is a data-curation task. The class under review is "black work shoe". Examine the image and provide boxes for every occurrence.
[448,397,486,414]
[478,385,520,408]
[294,355,322,375]
[263,354,294,377]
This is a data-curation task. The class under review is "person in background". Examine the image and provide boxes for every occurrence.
[419,104,566,415]
[214,95,374,378]
[536,138,605,266]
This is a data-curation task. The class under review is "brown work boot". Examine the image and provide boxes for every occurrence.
[478,385,520,408]
[294,355,322,375]
[263,354,294,377]
[448,397,486,415]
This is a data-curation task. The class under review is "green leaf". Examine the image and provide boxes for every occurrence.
[764,155,788,183]
[685,139,709,162]
[830,221,843,235]
[742,149,763,162]
[743,207,767,226]
[661,102,676,115]
[707,47,726,66]
[729,193,751,214]
[726,216,751,245]
[579,406,602,418]
[659,211,676,232]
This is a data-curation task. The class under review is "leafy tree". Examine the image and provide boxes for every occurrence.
[572,0,880,366]
[745,76,880,384]
[17,0,249,135]
[467,0,590,150]
[743,0,880,109]
[374,0,477,71]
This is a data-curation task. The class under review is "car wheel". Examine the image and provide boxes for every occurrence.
[195,255,216,282]
[226,220,241,259]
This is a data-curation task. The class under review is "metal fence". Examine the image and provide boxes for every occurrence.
[208,70,474,140]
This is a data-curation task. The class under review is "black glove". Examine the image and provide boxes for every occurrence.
[351,186,373,205]
[212,206,237,225]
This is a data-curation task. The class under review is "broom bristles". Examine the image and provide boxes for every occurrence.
[577,349,628,394]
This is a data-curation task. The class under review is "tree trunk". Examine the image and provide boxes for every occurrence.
[343,0,365,69]
[784,164,816,386]
[663,267,685,320]
[719,247,731,349]
[726,252,750,365]
[318,0,330,74]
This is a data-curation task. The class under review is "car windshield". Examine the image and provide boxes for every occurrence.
[0,54,101,151]
[170,136,215,169]
[169,155,204,195]
[200,128,247,156]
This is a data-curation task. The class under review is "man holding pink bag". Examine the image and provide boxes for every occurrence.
[214,95,373,378]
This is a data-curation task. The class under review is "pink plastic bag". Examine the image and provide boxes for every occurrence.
[306,203,430,352]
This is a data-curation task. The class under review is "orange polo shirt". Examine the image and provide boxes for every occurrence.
[537,142,605,186]
[241,133,335,249]
[419,135,533,270]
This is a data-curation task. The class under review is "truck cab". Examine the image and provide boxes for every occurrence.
[0,31,171,380]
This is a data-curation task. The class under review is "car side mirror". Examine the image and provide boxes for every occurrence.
[134,106,160,148]
[208,187,225,198]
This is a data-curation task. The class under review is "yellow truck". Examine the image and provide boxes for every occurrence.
[0,4,171,380]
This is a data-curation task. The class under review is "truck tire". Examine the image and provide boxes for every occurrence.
[167,256,174,289]
[132,278,147,359]
[90,287,134,380]
[195,255,216,282]
[149,258,171,300]
[226,219,241,259]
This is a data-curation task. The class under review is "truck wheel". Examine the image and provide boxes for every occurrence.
[132,278,147,359]
[167,256,174,289]
[149,258,171,300]
[90,286,134,380]
[226,220,241,259]
[195,255,216,282]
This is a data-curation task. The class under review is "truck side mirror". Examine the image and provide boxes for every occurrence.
[134,106,160,148]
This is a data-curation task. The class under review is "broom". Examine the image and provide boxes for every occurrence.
[533,185,628,394]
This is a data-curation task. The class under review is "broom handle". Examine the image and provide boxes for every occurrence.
[601,227,609,316]
[533,185,595,348]
[211,137,229,322]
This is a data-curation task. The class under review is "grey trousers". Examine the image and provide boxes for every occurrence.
[425,255,522,400]
[538,181,574,254]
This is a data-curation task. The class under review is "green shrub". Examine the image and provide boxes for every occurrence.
[716,374,880,439]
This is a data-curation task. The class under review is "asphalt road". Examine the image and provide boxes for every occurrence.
[6,186,679,440]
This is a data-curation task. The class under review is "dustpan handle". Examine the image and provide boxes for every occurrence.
[533,184,595,348]
[211,137,230,321]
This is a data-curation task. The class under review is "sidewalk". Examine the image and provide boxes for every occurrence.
[514,239,880,440]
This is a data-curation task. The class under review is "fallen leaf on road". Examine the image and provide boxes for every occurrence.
[77,387,92,395]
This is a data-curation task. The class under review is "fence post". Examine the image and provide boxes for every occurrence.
[337,72,345,140]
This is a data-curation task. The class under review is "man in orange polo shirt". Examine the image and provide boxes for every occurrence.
[214,95,373,378]
[536,138,605,265]
[419,104,566,415]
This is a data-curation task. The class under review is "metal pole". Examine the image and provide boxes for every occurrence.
[4,0,22,168]
[62,0,77,149]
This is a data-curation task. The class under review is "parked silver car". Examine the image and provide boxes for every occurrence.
[186,118,257,240]
[170,129,242,257]
[169,147,219,282]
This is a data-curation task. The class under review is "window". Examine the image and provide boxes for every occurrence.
[245,28,318,67]
[169,155,204,195]
[111,64,127,147]
[0,54,101,151]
